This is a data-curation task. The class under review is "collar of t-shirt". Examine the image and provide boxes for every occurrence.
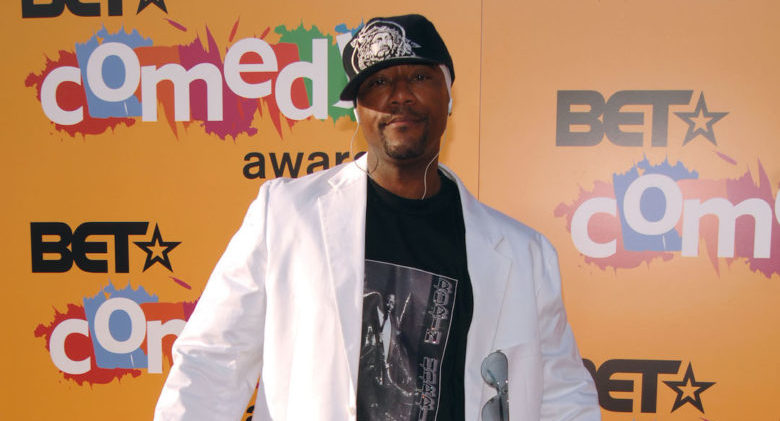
[366,171,458,214]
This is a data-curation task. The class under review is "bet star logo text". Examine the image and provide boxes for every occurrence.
[31,221,180,273]
[556,90,728,147]
[584,358,716,414]
[21,0,166,18]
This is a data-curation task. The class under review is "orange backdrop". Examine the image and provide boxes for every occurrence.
[2,0,778,419]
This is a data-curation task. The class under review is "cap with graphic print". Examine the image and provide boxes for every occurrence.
[339,14,455,101]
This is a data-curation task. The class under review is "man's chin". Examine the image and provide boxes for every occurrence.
[385,149,424,161]
[381,138,425,160]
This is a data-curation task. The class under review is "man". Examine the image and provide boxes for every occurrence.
[155,14,600,421]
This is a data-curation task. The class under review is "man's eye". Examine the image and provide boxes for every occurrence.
[412,73,429,81]
[368,78,387,87]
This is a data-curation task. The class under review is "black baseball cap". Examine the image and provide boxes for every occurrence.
[339,14,455,101]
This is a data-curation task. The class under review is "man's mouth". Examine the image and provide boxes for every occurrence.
[381,112,426,128]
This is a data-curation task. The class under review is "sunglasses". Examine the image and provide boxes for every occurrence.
[481,350,509,421]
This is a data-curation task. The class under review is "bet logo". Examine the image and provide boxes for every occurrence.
[21,0,166,18]
[557,90,727,147]
[30,222,180,273]
[583,358,715,414]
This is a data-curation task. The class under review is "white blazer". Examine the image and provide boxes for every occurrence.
[155,157,600,420]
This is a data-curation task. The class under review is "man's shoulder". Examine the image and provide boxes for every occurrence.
[262,160,358,199]
[481,202,545,240]
[440,164,551,248]
[463,193,554,254]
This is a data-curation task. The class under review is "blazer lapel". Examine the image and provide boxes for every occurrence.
[317,159,368,405]
[441,165,512,421]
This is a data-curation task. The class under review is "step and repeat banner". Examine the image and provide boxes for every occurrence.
[479,1,780,420]
[2,0,778,419]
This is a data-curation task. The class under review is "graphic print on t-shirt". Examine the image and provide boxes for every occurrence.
[358,259,458,421]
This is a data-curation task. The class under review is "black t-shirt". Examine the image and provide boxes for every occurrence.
[357,172,474,421]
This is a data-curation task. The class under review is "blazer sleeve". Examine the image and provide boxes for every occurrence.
[154,181,273,421]
[534,233,602,421]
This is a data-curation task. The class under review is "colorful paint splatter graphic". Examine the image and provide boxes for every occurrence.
[555,156,780,277]
[34,282,196,385]
[25,20,362,140]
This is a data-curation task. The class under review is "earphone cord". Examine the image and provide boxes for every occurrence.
[421,125,448,199]
[350,122,380,176]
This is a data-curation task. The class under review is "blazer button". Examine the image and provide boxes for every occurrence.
[348,406,356,416]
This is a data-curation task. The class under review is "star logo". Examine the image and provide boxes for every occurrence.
[674,93,728,146]
[663,363,715,413]
[134,224,180,271]
[137,0,167,14]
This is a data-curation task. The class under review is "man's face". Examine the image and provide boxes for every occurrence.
[355,64,449,167]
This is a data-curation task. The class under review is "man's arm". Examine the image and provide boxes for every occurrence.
[534,234,602,420]
[154,181,273,420]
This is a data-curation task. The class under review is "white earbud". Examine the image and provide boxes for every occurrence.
[440,64,453,115]
[353,97,362,123]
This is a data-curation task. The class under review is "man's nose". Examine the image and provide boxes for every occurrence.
[388,79,415,106]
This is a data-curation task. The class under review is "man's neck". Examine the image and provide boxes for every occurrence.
[367,157,442,199]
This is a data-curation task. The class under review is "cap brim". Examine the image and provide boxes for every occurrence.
[339,56,441,102]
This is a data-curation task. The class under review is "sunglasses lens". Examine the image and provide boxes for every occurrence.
[481,351,509,420]
[481,351,508,387]
[481,394,509,421]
